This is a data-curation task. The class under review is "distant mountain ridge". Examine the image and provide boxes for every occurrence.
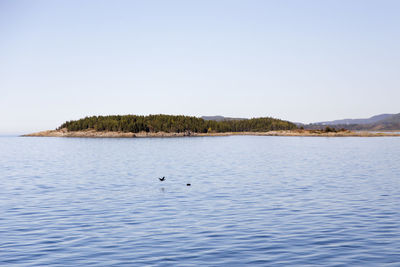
[309,113,400,131]
[316,114,394,125]
[368,113,400,130]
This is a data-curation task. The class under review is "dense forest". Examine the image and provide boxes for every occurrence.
[58,115,297,133]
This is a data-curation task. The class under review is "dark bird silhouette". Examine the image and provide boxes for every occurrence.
[159,176,165,181]
[186,183,191,186]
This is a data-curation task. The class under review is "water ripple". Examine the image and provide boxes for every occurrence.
[0,136,399,266]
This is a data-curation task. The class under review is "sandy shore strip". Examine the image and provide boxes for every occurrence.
[22,128,400,138]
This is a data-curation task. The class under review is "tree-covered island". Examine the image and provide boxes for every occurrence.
[58,114,297,133]
[24,114,400,137]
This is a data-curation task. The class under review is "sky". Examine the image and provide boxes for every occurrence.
[1,0,400,133]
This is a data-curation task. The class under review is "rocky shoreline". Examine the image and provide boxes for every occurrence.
[22,128,400,138]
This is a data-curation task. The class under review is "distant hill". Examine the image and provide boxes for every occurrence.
[316,114,394,125]
[308,113,400,131]
[201,115,248,121]
[365,113,400,130]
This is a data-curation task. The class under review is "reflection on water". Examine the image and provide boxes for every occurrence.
[0,136,399,266]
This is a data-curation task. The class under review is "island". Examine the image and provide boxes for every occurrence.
[24,114,400,138]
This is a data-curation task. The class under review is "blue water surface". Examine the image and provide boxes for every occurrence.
[0,136,399,266]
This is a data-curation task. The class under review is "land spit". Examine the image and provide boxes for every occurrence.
[23,128,400,138]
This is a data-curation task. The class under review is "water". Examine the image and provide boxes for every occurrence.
[1,136,399,266]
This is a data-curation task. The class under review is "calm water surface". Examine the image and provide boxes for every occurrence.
[0,136,399,266]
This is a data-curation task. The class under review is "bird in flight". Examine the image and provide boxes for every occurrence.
[159,176,165,181]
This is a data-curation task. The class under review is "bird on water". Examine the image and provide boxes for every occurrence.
[186,183,191,186]
[159,176,165,181]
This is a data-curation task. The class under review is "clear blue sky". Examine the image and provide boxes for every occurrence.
[1,0,399,133]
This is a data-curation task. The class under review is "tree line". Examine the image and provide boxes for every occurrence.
[58,114,297,133]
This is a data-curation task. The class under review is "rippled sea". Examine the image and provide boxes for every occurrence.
[1,136,399,266]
